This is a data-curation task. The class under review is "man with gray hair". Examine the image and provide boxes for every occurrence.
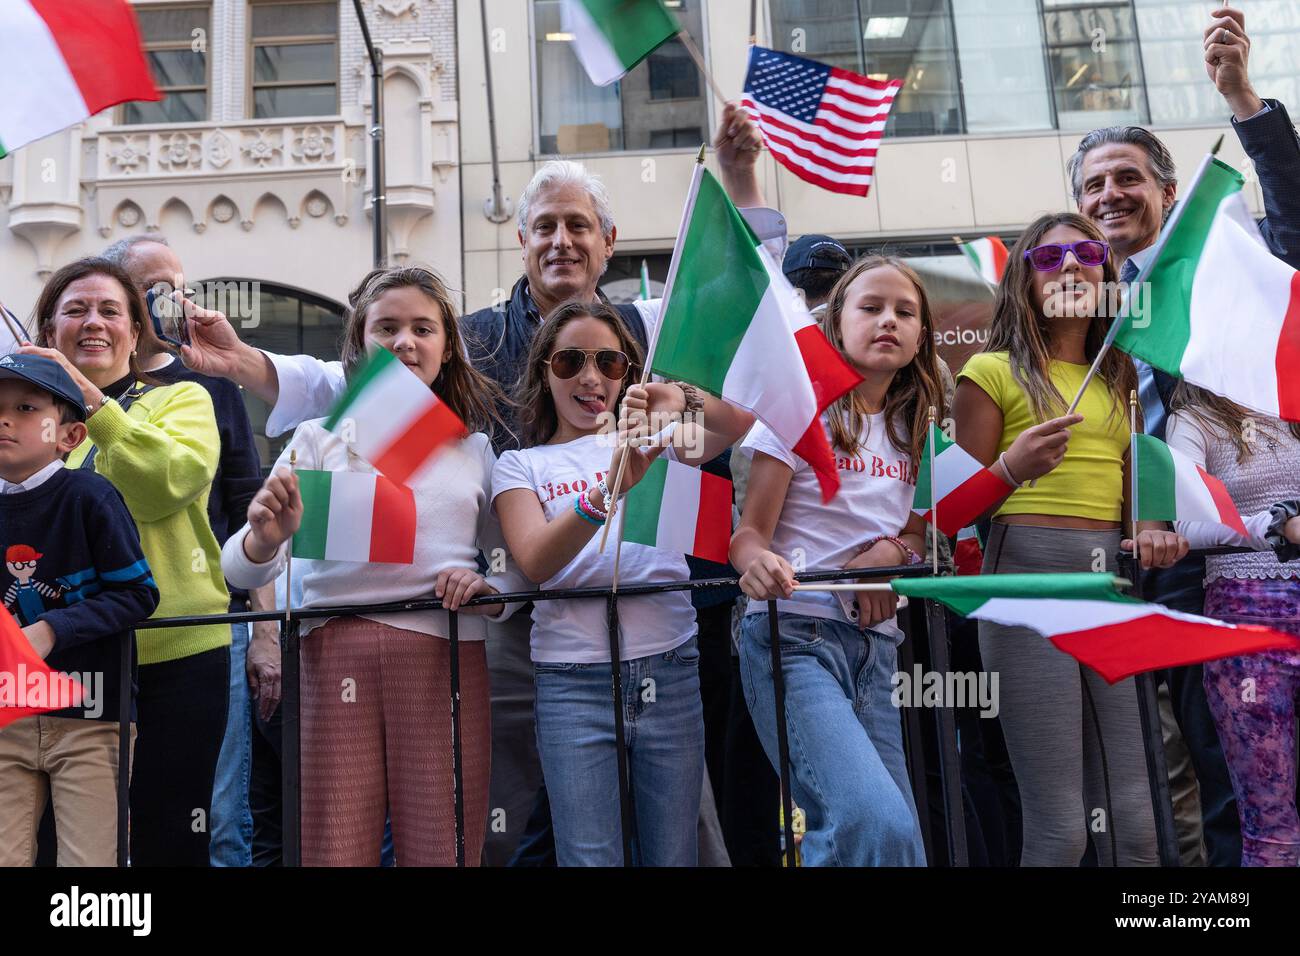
[1067,5,1300,868]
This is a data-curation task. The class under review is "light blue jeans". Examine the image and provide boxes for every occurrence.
[740,612,925,867]
[210,622,253,866]
[534,638,704,867]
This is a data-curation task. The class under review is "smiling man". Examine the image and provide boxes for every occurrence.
[1065,6,1300,869]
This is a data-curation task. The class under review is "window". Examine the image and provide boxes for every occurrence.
[1041,0,1147,130]
[1136,0,1300,126]
[123,3,210,124]
[249,1,338,119]
[533,0,708,154]
[770,0,965,137]
[195,280,344,465]
[951,0,1053,133]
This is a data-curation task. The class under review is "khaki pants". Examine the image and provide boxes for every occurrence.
[0,715,135,867]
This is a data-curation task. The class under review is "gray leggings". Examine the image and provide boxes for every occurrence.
[980,523,1158,866]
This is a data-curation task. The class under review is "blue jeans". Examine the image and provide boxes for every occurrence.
[740,613,925,867]
[534,638,704,866]
[210,623,253,866]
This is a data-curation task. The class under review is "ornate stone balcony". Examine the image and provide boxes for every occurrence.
[96,120,350,180]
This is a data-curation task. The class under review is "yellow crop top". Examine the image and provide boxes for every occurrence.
[957,351,1129,522]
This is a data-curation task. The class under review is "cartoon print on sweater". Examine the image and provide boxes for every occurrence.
[3,544,64,625]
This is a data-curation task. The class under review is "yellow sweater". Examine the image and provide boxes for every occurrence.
[67,381,230,664]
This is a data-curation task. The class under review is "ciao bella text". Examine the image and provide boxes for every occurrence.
[837,452,915,484]
[537,472,609,505]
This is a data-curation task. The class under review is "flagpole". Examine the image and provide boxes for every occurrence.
[677,28,730,108]
[928,408,939,576]
[1130,391,1140,566]
[748,0,758,45]
[281,447,301,867]
[1,302,30,346]
[1063,138,1225,416]
[599,151,708,553]
[285,450,296,631]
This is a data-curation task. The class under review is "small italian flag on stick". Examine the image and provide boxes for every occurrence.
[293,470,417,564]
[640,259,652,301]
[912,429,1010,538]
[622,458,731,563]
[561,0,679,87]
[956,236,1009,287]
[324,349,466,487]
[892,573,1300,684]
[1113,155,1300,421]
[0,0,160,158]
[1133,434,1247,536]
[649,166,862,502]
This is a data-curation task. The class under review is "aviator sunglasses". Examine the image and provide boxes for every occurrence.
[543,348,631,380]
[1023,240,1109,272]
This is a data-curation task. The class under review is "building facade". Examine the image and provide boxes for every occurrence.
[2,1,1295,413]
[460,0,1292,371]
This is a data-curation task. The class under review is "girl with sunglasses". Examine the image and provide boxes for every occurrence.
[952,212,1188,866]
[492,299,751,866]
[222,267,527,866]
[730,255,944,866]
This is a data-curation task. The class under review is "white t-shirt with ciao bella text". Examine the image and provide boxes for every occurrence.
[491,431,695,664]
[740,410,916,637]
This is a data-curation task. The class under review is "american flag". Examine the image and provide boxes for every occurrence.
[741,46,901,198]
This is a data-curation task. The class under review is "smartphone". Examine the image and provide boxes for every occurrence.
[145,285,191,350]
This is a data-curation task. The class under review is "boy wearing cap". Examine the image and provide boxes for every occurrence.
[0,353,159,866]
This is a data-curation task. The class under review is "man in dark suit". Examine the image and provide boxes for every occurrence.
[1064,6,1300,866]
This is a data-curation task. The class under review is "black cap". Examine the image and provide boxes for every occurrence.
[783,234,852,279]
[0,353,87,421]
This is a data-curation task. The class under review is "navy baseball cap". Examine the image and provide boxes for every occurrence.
[0,353,87,421]
[783,234,852,279]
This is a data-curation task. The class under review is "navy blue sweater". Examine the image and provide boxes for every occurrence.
[1,467,159,721]
[150,357,263,610]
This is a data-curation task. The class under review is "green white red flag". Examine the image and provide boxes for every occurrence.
[958,236,1009,286]
[0,0,159,158]
[292,470,417,564]
[0,606,84,729]
[648,165,862,502]
[912,427,1010,537]
[893,573,1300,683]
[1134,433,1247,536]
[323,348,466,487]
[621,458,731,563]
[1114,156,1300,421]
[561,0,679,87]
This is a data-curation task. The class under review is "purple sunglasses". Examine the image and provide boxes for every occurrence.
[1023,240,1109,272]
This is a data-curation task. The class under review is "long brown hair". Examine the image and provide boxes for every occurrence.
[517,299,643,447]
[1169,382,1300,464]
[340,266,509,438]
[986,212,1135,425]
[34,257,161,387]
[821,256,945,466]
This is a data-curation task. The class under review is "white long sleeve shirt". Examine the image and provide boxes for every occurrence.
[222,420,533,639]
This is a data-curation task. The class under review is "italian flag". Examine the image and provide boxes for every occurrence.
[1114,156,1300,421]
[1134,433,1247,536]
[0,0,159,158]
[640,258,652,301]
[561,0,679,87]
[323,348,466,487]
[649,166,862,502]
[958,236,1009,287]
[953,526,984,577]
[0,606,84,729]
[893,573,1300,684]
[912,427,1010,537]
[292,470,416,564]
[622,458,731,564]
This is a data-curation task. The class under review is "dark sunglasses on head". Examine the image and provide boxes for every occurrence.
[543,348,631,381]
[1023,240,1109,272]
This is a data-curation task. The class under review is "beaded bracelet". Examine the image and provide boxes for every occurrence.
[859,534,922,565]
[573,492,605,527]
[572,489,605,528]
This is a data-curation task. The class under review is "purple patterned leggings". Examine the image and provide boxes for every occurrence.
[1203,576,1300,867]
